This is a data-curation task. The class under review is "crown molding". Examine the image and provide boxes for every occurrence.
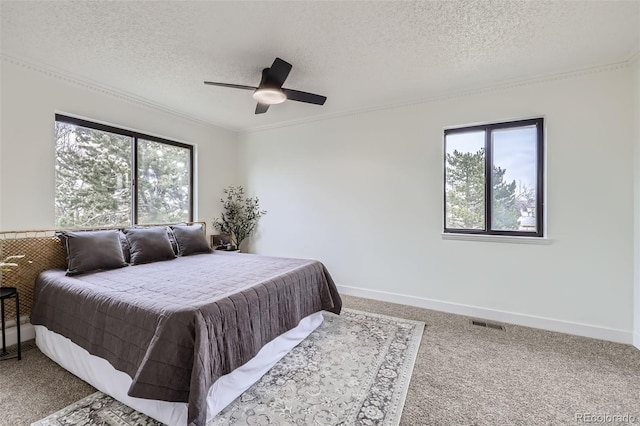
[3,52,637,135]
[1,54,240,133]
[243,55,639,134]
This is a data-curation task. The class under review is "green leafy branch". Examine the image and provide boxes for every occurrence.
[213,186,266,249]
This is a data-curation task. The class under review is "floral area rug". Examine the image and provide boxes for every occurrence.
[32,309,424,426]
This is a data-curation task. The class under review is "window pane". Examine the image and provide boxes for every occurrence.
[55,122,132,227]
[491,125,538,231]
[137,140,191,224]
[445,131,486,230]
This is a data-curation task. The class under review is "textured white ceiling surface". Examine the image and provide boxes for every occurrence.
[1,1,639,131]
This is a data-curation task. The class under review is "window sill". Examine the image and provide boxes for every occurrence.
[441,233,552,245]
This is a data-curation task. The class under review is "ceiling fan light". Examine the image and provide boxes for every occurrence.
[252,88,286,105]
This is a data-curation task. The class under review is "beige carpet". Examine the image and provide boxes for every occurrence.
[30,309,424,426]
[1,294,640,425]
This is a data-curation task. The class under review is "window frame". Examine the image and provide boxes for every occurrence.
[443,117,544,238]
[55,114,194,225]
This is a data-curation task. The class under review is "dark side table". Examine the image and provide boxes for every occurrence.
[1,287,21,360]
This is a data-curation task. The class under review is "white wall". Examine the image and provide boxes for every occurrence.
[0,58,238,232]
[634,57,640,350]
[2,55,636,344]
[0,60,3,228]
[239,65,636,342]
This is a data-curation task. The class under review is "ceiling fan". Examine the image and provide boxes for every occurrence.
[204,57,327,114]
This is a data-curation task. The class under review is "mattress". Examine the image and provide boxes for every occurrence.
[30,252,341,425]
[35,311,324,425]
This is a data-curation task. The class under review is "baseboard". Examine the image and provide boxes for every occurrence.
[338,285,633,344]
[4,297,634,348]
[2,320,35,348]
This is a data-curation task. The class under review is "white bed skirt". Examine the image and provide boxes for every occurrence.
[35,311,324,426]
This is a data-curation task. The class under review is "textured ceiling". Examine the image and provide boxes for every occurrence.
[1,1,639,131]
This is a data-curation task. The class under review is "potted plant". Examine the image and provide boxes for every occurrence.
[213,186,266,252]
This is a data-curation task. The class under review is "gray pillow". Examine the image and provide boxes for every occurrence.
[58,230,127,276]
[57,230,131,264]
[124,227,177,265]
[119,230,131,263]
[167,222,187,255]
[170,224,212,256]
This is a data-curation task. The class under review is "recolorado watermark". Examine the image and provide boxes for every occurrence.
[575,413,638,424]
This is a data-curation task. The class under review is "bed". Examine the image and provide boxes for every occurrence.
[28,227,341,426]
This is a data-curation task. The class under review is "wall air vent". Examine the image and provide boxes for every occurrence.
[471,320,505,331]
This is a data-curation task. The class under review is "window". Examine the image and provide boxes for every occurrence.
[55,114,193,228]
[444,118,544,237]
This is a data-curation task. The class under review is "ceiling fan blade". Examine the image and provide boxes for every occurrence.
[255,103,270,114]
[204,58,324,113]
[264,58,292,88]
[281,88,327,105]
[204,82,257,91]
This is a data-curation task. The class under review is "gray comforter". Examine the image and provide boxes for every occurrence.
[30,252,342,426]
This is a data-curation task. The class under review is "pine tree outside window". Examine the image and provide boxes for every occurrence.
[54,115,193,228]
[444,118,544,237]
